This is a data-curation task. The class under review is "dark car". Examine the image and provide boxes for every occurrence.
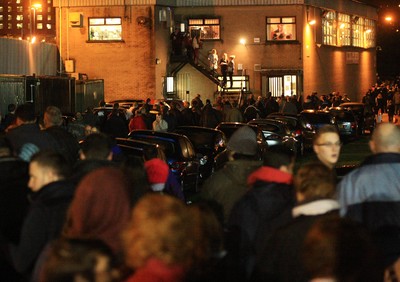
[114,138,166,163]
[106,99,145,109]
[214,122,268,170]
[248,118,299,154]
[329,107,358,139]
[173,126,226,181]
[128,130,203,192]
[299,109,338,143]
[267,112,312,155]
[339,102,376,134]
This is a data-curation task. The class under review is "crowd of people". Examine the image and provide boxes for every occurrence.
[1,79,400,281]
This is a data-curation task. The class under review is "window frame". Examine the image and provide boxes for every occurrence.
[188,18,221,41]
[266,16,297,42]
[88,17,123,42]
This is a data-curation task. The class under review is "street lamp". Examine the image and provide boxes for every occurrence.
[30,3,42,43]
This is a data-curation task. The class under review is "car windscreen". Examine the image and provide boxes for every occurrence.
[175,130,215,149]
[130,136,177,159]
[302,113,331,124]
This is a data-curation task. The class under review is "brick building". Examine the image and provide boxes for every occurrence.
[52,0,377,103]
[0,0,56,42]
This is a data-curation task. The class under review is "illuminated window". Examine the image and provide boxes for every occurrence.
[266,17,296,41]
[0,7,3,12]
[48,0,52,3]
[37,23,43,29]
[352,16,364,48]
[37,15,43,21]
[0,23,3,29]
[8,15,12,21]
[338,13,351,46]
[364,19,375,48]
[0,15,3,21]
[46,23,52,29]
[8,6,12,12]
[322,11,337,46]
[48,7,51,13]
[89,17,122,41]
[188,18,220,40]
[16,6,23,12]
[16,15,23,21]
[47,15,52,21]
[17,23,22,29]
[8,23,12,29]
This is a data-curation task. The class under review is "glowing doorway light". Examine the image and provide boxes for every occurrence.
[166,77,174,93]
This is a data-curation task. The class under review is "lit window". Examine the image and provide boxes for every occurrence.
[46,24,52,29]
[188,18,220,40]
[322,11,337,46]
[338,13,351,46]
[17,23,23,29]
[364,19,375,48]
[88,17,122,41]
[8,23,12,29]
[8,6,12,12]
[17,6,23,12]
[8,15,12,21]
[48,0,52,3]
[266,17,296,41]
[0,7,2,12]
[47,15,52,21]
[16,0,21,3]
[0,15,3,21]
[48,7,51,13]
[352,16,364,48]
[37,23,43,29]
[37,15,43,21]
[0,23,3,29]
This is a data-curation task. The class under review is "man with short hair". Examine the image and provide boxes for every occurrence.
[337,123,400,267]
[6,103,57,161]
[72,133,115,185]
[43,106,80,165]
[10,151,74,277]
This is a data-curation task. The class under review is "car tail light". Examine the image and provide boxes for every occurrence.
[351,122,357,129]
[293,129,302,137]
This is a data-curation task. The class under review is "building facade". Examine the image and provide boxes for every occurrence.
[0,0,56,42]
[50,0,377,103]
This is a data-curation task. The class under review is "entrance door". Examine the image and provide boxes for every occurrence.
[262,72,300,98]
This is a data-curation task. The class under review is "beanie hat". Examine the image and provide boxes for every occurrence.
[227,125,258,156]
[144,158,170,191]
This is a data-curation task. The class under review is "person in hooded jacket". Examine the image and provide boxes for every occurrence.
[227,145,296,279]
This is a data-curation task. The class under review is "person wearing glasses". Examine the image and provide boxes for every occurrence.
[312,125,342,170]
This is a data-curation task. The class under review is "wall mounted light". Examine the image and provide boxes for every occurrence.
[308,19,316,25]
[239,38,246,45]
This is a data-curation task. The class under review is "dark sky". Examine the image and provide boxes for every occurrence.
[360,0,400,78]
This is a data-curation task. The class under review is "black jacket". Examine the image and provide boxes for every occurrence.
[10,180,75,275]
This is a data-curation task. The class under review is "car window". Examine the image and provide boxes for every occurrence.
[131,136,177,158]
[302,113,331,123]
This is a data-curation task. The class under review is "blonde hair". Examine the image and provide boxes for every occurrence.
[122,194,200,270]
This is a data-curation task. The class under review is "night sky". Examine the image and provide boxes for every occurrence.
[361,0,400,78]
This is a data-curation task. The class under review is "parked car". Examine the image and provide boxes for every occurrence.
[298,109,338,149]
[173,126,226,181]
[328,107,358,140]
[339,102,376,134]
[248,118,299,155]
[128,130,204,192]
[267,112,313,155]
[106,99,145,109]
[114,138,166,163]
[214,122,268,170]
